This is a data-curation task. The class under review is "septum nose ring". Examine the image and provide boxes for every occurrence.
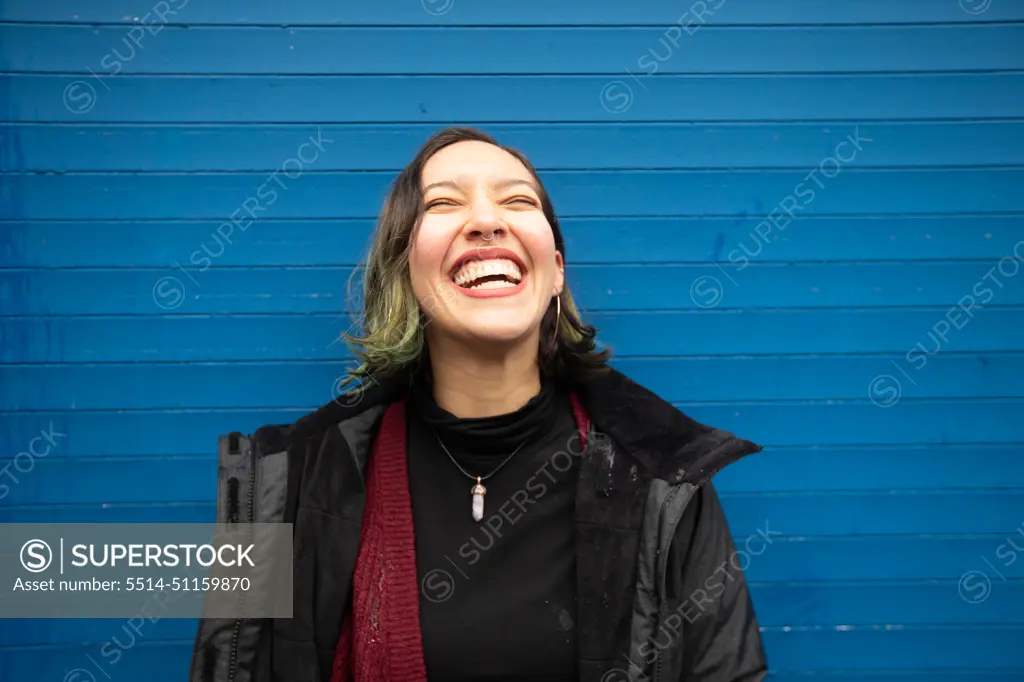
[481,223,505,241]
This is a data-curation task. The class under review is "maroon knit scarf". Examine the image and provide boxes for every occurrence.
[331,395,591,682]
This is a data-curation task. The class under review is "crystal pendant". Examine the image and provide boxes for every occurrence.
[471,477,486,522]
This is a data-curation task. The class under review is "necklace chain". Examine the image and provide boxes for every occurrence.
[433,432,528,482]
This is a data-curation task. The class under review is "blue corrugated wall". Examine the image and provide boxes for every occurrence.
[2,0,1024,679]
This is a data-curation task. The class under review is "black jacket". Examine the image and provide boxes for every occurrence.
[190,366,768,682]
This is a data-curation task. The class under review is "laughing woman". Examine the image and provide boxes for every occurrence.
[190,127,768,682]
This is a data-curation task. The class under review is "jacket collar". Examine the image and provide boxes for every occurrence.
[571,366,762,485]
[278,364,762,485]
[263,372,412,454]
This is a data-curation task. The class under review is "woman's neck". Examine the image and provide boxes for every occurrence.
[426,334,542,419]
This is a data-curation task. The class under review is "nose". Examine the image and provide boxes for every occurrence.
[463,199,505,242]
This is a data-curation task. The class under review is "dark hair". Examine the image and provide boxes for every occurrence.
[340,126,611,390]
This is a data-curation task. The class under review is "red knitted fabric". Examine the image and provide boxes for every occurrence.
[331,394,591,681]
[569,393,590,451]
[331,400,427,682]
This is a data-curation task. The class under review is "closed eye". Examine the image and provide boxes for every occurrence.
[425,198,459,210]
[506,196,539,207]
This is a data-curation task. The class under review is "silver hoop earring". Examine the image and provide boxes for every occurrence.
[550,295,561,352]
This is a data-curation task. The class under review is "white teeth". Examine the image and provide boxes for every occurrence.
[452,258,523,287]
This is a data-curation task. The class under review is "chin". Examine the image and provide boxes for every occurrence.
[453,315,537,345]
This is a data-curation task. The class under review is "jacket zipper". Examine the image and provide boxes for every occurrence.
[227,435,256,682]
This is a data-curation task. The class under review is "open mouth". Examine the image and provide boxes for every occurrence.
[448,248,528,292]
[452,258,524,290]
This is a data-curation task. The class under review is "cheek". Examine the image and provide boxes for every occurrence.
[409,221,451,288]
[519,223,558,276]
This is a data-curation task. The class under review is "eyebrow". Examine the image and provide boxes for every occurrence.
[422,177,540,194]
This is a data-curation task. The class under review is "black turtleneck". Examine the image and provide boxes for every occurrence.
[406,374,581,681]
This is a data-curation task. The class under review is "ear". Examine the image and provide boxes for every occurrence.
[553,251,565,296]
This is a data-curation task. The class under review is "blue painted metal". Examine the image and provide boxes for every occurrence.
[3,0,1024,25]
[3,216,1024,266]
[5,123,1024,172]
[1,1,1022,677]
[5,74,1024,123]
[4,24,1024,74]
[4,168,1024,219]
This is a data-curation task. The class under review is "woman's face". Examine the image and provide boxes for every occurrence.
[409,140,564,350]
